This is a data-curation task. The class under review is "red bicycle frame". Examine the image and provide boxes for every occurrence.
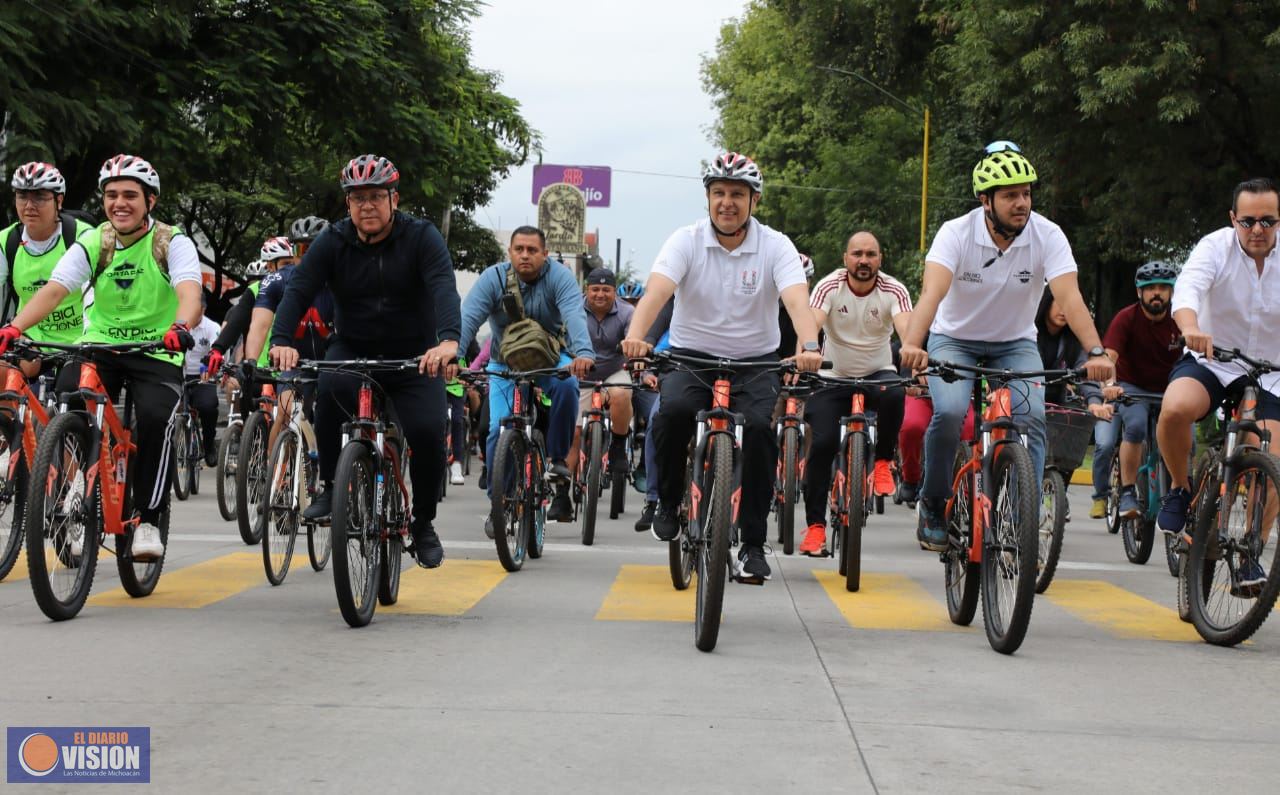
[947,386,1012,563]
[78,363,137,538]
[0,364,51,480]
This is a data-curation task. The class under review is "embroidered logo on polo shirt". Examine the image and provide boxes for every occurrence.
[1016,269,1032,284]
[736,268,760,296]
[958,271,983,284]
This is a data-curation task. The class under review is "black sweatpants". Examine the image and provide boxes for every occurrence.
[187,381,219,453]
[651,347,780,546]
[55,354,182,524]
[315,338,446,527]
[801,371,905,527]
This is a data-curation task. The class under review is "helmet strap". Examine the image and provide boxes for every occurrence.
[982,192,1022,242]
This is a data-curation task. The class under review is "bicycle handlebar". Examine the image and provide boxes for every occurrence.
[18,339,164,356]
[298,358,420,372]
[926,360,1085,385]
[1211,345,1280,375]
[641,350,832,372]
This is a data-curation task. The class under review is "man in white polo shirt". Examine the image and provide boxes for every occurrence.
[1155,177,1280,595]
[798,230,912,555]
[899,142,1113,550]
[622,151,823,581]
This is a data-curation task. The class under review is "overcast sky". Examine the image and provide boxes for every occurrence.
[467,0,749,276]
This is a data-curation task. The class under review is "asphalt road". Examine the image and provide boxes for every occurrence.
[2,466,1276,793]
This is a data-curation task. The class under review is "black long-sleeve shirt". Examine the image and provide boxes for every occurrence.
[271,211,461,358]
[211,288,257,353]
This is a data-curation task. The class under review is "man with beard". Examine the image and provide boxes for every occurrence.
[899,142,1113,551]
[797,231,911,556]
[1088,262,1181,520]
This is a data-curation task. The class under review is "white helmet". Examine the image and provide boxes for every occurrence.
[289,215,328,242]
[244,260,269,278]
[259,236,294,262]
[12,162,66,195]
[702,151,763,194]
[98,154,161,194]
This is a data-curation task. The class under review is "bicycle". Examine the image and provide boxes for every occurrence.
[573,378,641,545]
[1038,400,1095,592]
[305,357,417,627]
[235,364,276,545]
[171,375,206,501]
[772,379,810,556]
[1105,391,1171,567]
[260,371,328,585]
[645,350,801,652]
[927,360,1082,654]
[23,341,172,621]
[214,363,243,522]
[439,372,481,501]
[488,367,559,571]
[1182,346,1280,646]
[814,373,912,592]
[0,348,62,582]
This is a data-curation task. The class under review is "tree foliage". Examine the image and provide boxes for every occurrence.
[705,0,1280,324]
[0,0,534,288]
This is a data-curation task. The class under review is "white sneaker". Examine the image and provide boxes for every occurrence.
[131,523,165,561]
[449,461,464,486]
[67,527,84,559]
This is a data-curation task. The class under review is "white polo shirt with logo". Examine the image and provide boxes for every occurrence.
[810,270,912,376]
[926,207,1077,342]
[651,217,806,358]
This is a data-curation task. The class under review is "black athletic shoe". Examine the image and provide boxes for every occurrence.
[412,522,444,568]
[303,488,332,521]
[651,504,679,541]
[737,545,771,580]
[635,500,656,532]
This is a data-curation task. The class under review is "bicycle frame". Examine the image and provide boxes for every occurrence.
[66,361,136,538]
[340,378,412,539]
[688,375,746,532]
[947,383,1018,564]
[775,387,806,484]
[0,363,53,480]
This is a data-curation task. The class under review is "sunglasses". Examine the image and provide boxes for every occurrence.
[984,140,1022,155]
[1235,216,1279,230]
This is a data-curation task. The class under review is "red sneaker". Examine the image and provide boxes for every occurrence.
[798,523,827,556]
[873,459,896,497]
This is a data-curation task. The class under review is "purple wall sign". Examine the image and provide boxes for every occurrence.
[532,164,611,207]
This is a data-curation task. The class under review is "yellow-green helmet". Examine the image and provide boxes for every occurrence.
[972,150,1038,197]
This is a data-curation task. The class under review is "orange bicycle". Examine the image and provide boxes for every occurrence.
[0,347,64,581]
[24,341,171,621]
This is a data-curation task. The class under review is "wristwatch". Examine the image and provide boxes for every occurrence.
[1087,346,1106,358]
[801,341,820,353]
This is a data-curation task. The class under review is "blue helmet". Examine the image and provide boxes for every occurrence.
[617,281,645,301]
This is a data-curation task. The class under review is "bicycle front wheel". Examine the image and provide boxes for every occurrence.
[1187,451,1280,646]
[235,412,270,545]
[262,428,300,586]
[1121,459,1154,564]
[188,419,202,495]
[25,412,98,620]
[1036,469,1067,593]
[778,426,798,556]
[981,441,1039,654]
[490,428,528,572]
[945,466,980,626]
[172,414,192,501]
[527,431,547,560]
[580,422,603,546]
[331,443,382,627]
[0,419,28,582]
[694,434,732,652]
[845,433,867,592]
[216,422,241,522]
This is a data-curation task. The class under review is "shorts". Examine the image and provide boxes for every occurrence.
[579,369,632,413]
[1169,353,1280,421]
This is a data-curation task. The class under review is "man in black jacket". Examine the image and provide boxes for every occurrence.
[270,154,461,568]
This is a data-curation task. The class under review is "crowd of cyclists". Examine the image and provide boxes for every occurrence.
[1,142,1278,650]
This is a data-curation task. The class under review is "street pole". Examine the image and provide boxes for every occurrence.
[920,107,929,252]
[615,238,621,275]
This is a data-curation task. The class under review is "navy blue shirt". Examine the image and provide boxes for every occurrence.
[257,265,335,360]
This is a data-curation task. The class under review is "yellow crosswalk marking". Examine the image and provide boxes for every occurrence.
[2,547,110,584]
[89,552,265,609]
[380,559,507,615]
[1044,580,1200,642]
[815,570,964,632]
[596,564,694,622]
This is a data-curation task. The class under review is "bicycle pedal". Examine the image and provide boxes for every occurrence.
[733,574,766,586]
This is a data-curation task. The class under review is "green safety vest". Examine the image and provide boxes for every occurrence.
[78,222,182,365]
[446,357,467,397]
[1,219,91,342]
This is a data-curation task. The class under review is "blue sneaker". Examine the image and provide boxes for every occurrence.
[917,497,948,552]
[1232,557,1267,598]
[1157,487,1192,540]
[1118,487,1140,519]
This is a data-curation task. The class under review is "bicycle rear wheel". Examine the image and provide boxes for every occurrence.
[1187,451,1280,646]
[1036,469,1067,593]
[0,420,27,582]
[172,414,192,501]
[263,428,300,586]
[527,431,547,560]
[331,443,382,627]
[778,426,798,556]
[669,461,695,590]
[945,466,980,626]
[1121,462,1154,564]
[1179,470,1218,623]
[117,493,170,598]
[216,422,241,522]
[25,412,98,620]
[844,434,868,592]
[490,428,528,572]
[188,419,202,495]
[304,442,331,571]
[580,422,603,546]
[694,434,732,652]
[981,441,1039,654]
[235,412,269,545]
[378,438,406,605]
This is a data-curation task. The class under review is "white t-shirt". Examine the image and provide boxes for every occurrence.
[184,316,221,376]
[926,207,1077,342]
[651,217,806,358]
[50,219,202,291]
[810,270,912,376]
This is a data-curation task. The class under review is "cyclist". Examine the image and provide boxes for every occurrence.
[187,298,222,465]
[632,296,674,533]
[456,226,594,526]
[575,267,634,476]
[1156,178,1280,594]
[621,151,824,581]
[206,237,295,399]
[1088,262,1181,519]
[617,280,645,307]
[270,154,461,569]
[798,231,912,555]
[289,215,329,257]
[0,153,203,560]
[1,162,93,378]
[899,142,1113,551]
